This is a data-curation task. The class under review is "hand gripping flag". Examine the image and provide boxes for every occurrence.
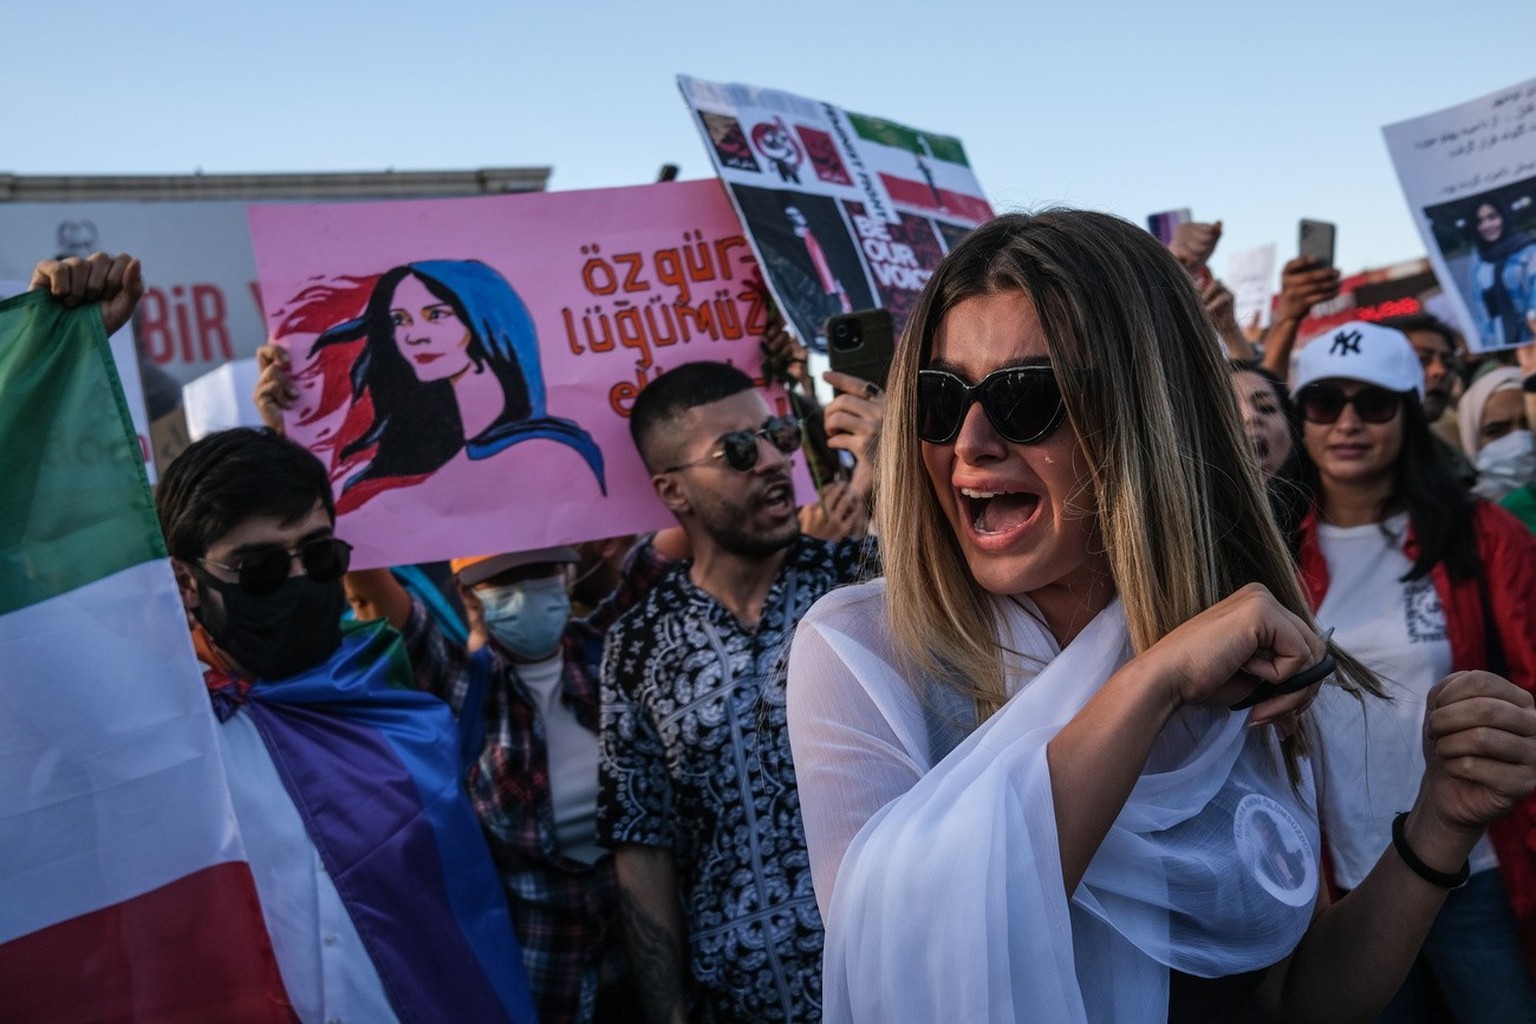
[0,290,297,1022]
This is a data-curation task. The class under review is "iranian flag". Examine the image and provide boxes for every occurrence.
[0,290,294,1022]
[842,111,994,225]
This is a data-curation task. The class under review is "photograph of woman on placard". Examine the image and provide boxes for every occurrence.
[1424,183,1536,350]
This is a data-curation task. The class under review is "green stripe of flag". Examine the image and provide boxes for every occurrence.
[0,290,165,617]
[845,112,971,166]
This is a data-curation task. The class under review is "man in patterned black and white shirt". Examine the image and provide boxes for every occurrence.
[597,361,876,1023]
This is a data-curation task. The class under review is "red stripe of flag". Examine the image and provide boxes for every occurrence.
[0,861,296,1023]
[878,173,994,225]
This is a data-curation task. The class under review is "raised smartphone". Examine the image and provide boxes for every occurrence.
[1299,219,1336,269]
[825,308,895,390]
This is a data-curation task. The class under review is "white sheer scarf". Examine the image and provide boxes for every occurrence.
[787,581,1320,1023]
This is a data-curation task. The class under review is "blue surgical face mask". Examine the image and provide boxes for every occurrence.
[477,574,571,661]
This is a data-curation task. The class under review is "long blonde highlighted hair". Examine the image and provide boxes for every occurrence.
[876,211,1375,764]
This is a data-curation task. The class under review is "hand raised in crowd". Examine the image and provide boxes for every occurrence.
[253,342,299,434]
[343,568,395,624]
[798,479,866,541]
[821,369,885,506]
[1414,671,1536,840]
[1169,220,1222,275]
[1260,255,1344,379]
[29,252,144,336]
[760,309,813,394]
[1201,278,1255,361]
[1273,255,1341,324]
[457,578,492,654]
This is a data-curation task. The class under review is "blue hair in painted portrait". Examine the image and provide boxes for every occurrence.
[306,259,605,510]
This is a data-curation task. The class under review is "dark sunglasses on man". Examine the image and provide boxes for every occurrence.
[916,366,1066,445]
[662,415,803,474]
[198,536,354,595]
[1296,383,1402,425]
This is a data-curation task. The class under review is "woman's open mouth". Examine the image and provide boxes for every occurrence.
[960,486,1041,537]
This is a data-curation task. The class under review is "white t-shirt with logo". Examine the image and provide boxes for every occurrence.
[1311,513,1499,888]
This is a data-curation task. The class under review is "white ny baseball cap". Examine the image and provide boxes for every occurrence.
[1290,321,1426,400]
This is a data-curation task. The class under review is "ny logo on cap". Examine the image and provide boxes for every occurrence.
[1329,329,1362,356]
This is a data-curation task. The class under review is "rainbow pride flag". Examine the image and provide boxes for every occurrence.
[234,618,538,1023]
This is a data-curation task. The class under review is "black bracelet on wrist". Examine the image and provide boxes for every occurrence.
[1392,811,1471,889]
[1522,373,1536,394]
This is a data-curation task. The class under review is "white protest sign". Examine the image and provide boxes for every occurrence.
[1383,77,1536,352]
[1227,243,1277,331]
[181,358,264,441]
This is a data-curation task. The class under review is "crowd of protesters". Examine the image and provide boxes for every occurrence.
[21,196,1536,1024]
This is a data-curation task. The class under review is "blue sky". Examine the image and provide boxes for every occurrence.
[5,0,1533,276]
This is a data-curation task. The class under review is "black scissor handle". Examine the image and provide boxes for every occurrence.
[1230,652,1337,711]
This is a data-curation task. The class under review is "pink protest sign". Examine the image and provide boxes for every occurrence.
[248,179,798,570]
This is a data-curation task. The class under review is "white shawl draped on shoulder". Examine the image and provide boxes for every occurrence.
[786,580,1320,1024]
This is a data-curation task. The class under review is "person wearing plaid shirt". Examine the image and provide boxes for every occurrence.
[348,537,670,1024]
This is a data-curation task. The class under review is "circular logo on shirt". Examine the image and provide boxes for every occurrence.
[1404,576,1449,644]
[1233,793,1317,907]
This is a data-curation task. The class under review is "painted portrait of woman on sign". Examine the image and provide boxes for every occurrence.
[250,182,803,572]
[276,259,605,514]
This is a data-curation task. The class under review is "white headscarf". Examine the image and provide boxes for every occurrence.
[1457,366,1523,459]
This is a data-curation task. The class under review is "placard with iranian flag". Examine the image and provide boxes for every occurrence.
[679,75,994,352]
[0,290,292,1021]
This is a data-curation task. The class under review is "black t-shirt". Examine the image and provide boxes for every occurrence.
[1169,965,1269,1023]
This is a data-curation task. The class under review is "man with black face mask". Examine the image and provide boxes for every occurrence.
[154,427,538,1024]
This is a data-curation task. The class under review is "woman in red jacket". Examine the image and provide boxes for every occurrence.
[1292,320,1536,1022]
